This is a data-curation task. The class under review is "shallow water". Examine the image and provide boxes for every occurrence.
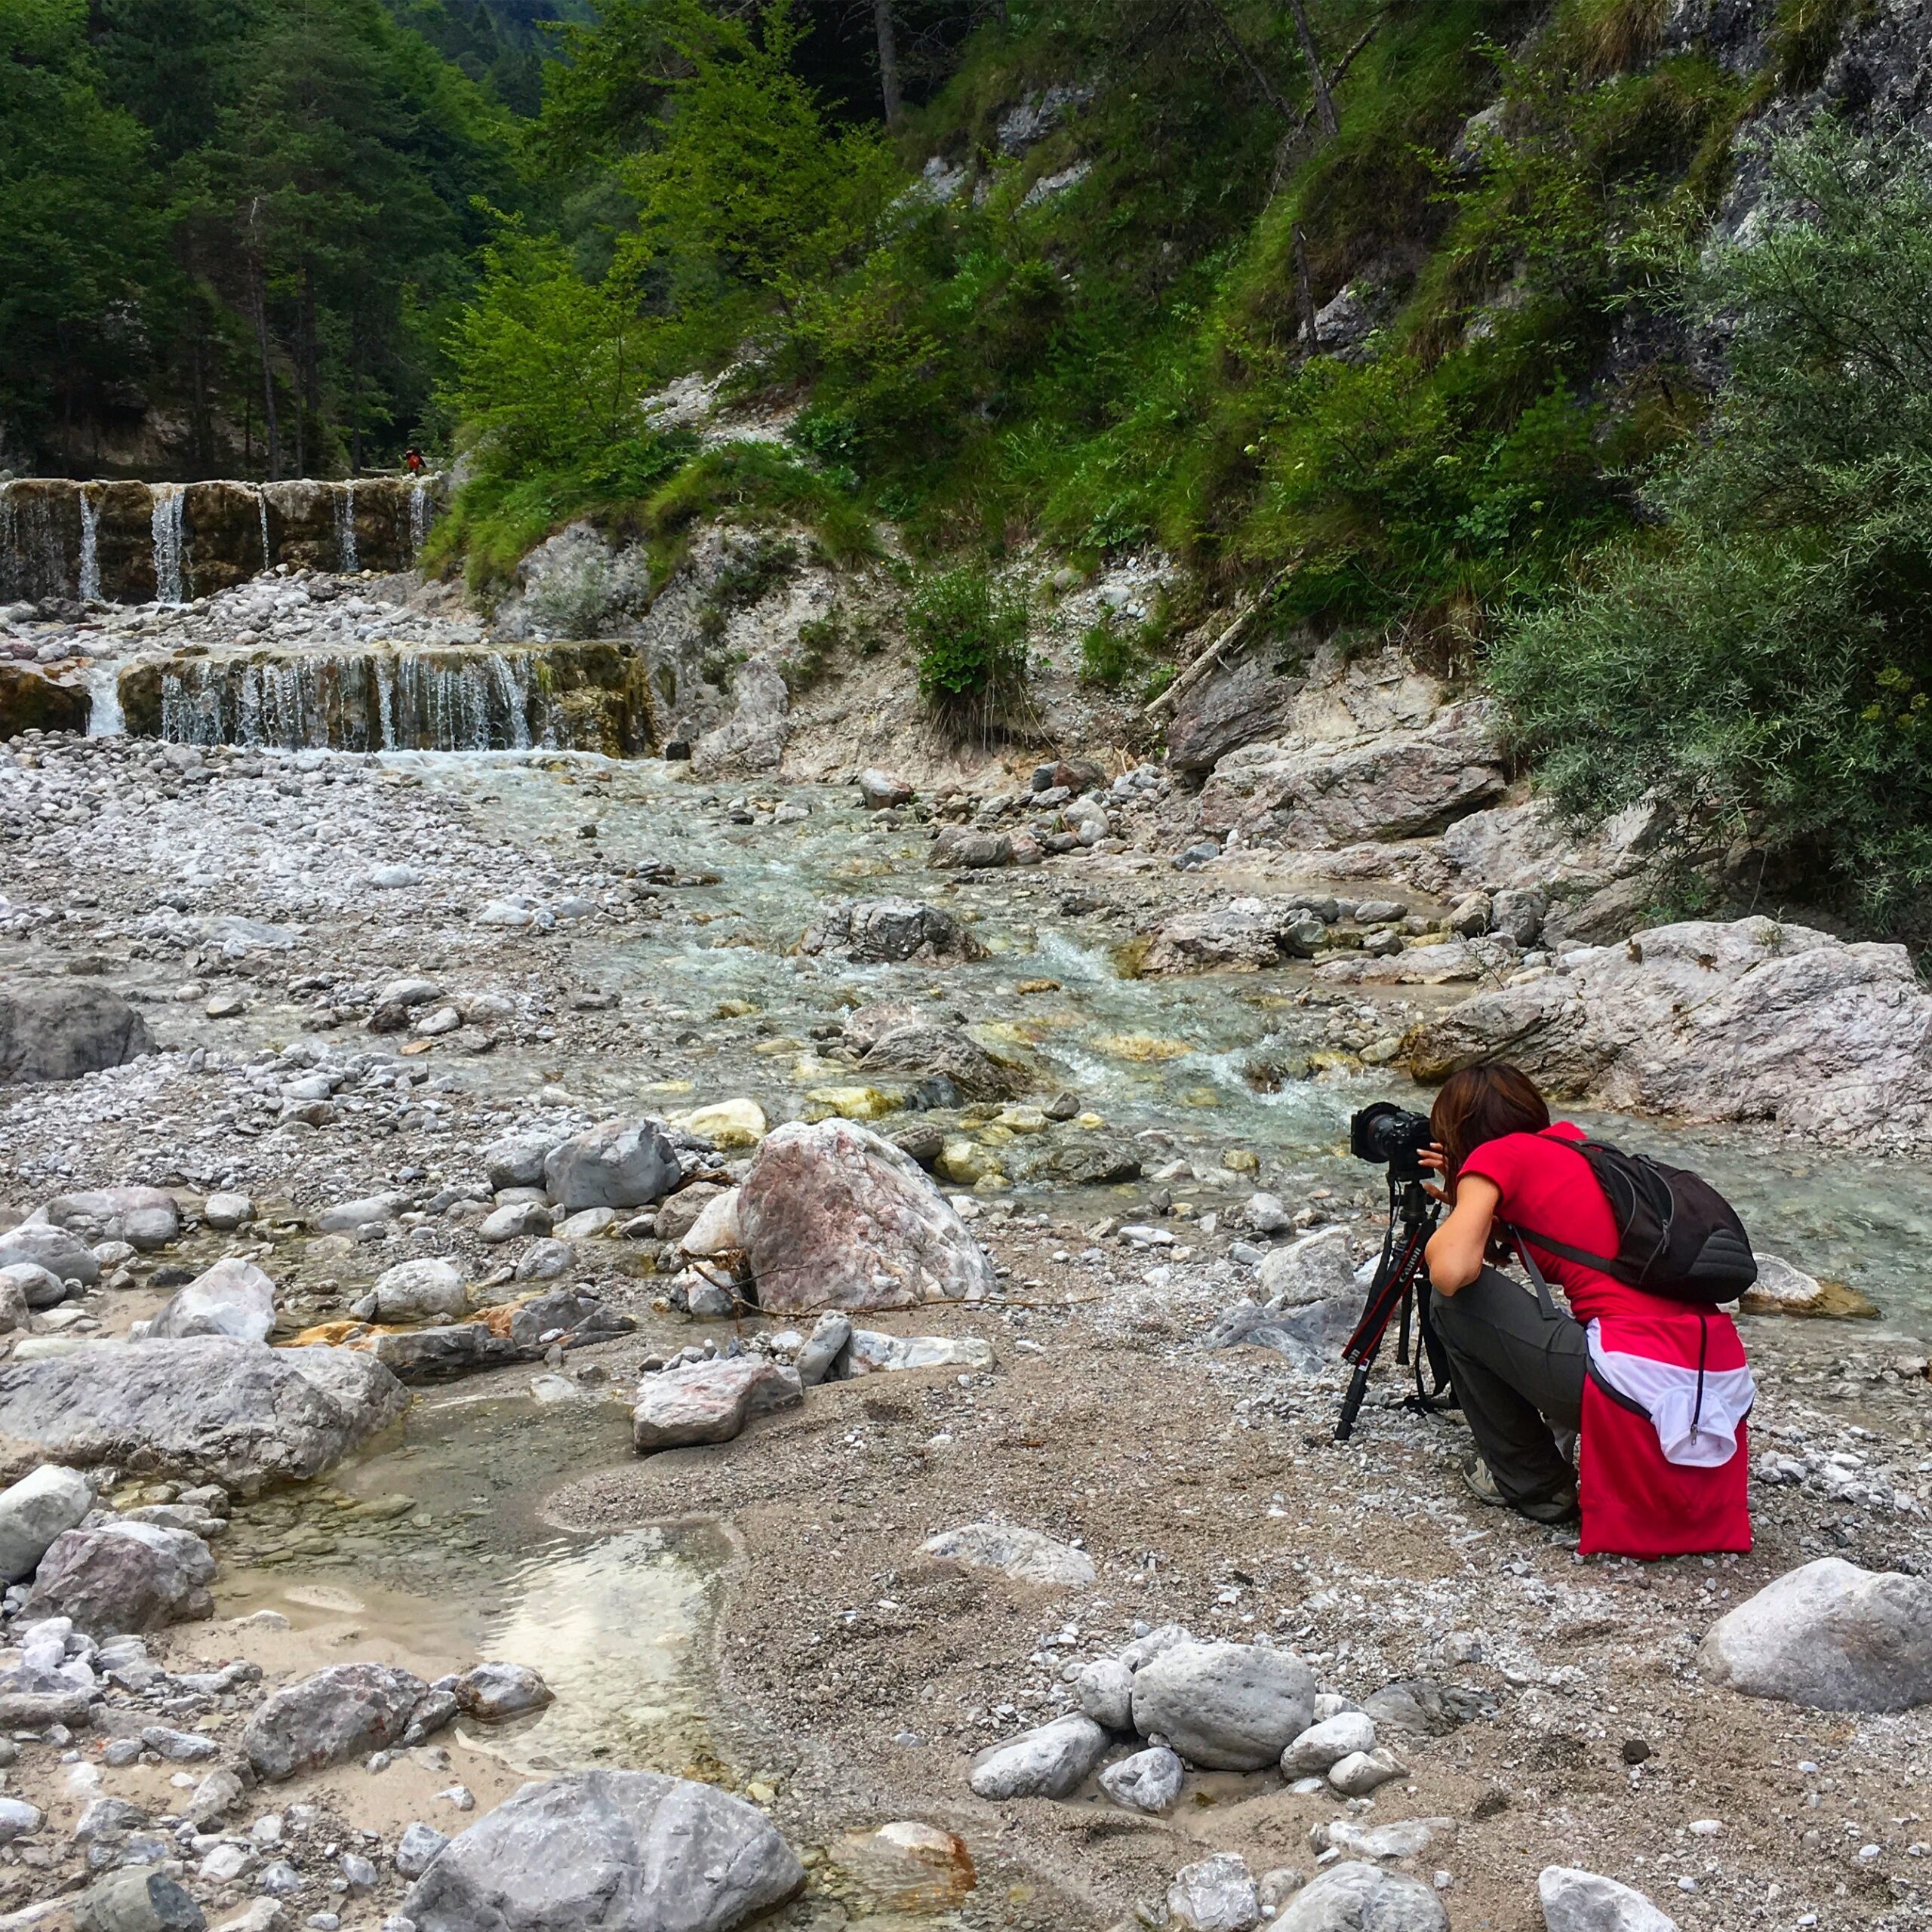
[392,752,1932,1340]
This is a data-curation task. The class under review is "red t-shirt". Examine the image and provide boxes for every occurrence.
[1457,1122,1666,1324]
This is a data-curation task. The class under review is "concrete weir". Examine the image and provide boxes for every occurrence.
[115,641,660,755]
[0,476,440,605]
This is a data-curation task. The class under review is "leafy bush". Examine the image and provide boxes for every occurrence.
[908,565,1030,723]
[1491,119,1932,940]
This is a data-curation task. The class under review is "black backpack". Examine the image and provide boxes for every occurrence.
[1507,1137,1757,1306]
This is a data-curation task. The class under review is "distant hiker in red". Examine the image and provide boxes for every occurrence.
[405,447,426,475]
[1420,1062,1755,1558]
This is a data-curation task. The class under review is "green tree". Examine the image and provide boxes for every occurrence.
[1490,118,1932,939]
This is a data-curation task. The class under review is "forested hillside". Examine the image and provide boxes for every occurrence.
[5,0,1928,937]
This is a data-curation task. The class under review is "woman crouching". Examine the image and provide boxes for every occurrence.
[1421,1063,1755,1558]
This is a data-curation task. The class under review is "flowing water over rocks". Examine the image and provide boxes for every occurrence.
[0,672,1928,1928]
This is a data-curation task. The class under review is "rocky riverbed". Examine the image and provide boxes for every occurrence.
[0,587,1930,1932]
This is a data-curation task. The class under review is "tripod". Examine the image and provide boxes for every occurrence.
[1334,1166,1454,1441]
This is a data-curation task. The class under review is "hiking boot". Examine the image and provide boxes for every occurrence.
[1461,1456,1579,1526]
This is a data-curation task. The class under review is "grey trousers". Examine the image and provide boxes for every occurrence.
[1430,1266,1588,1508]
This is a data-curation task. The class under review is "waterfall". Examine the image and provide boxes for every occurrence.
[0,481,70,602]
[78,488,100,602]
[152,485,186,604]
[257,487,272,575]
[336,480,358,574]
[84,660,124,737]
[491,654,533,749]
[408,479,429,559]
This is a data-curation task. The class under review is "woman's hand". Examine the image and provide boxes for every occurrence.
[1417,1142,1450,1203]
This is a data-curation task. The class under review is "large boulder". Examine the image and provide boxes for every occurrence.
[146,1259,275,1344]
[244,1663,430,1780]
[737,1118,997,1312]
[0,1339,409,1488]
[800,898,986,965]
[1131,1641,1315,1770]
[25,1521,216,1635]
[858,1024,1022,1101]
[401,1769,804,1932]
[1405,918,1932,1152]
[632,1358,802,1453]
[1539,1867,1678,1932]
[1198,700,1504,846]
[0,983,152,1085]
[543,1118,680,1214]
[0,666,89,739]
[0,1464,92,1581]
[1140,899,1324,976]
[1165,646,1304,777]
[1696,1558,1932,1712]
[72,1869,206,1932]
[1272,1862,1446,1931]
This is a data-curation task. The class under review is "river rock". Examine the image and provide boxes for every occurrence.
[738,1119,997,1311]
[480,1201,552,1243]
[1696,1558,1932,1711]
[655,1184,727,1246]
[312,1193,407,1235]
[678,1098,766,1147]
[860,1023,1021,1102]
[1140,900,1324,975]
[845,1330,995,1374]
[0,1220,101,1284]
[858,769,913,808]
[1736,1253,1875,1318]
[793,1311,851,1385]
[544,1118,680,1212]
[1538,1867,1678,1932]
[1165,645,1303,777]
[1406,918,1932,1151]
[507,1285,632,1349]
[1257,1227,1356,1308]
[512,1238,575,1281]
[73,1869,207,1932]
[0,1262,62,1313]
[0,1338,409,1487]
[483,1134,559,1191]
[921,1523,1096,1588]
[1099,1745,1183,1814]
[681,1187,742,1258]
[632,1358,802,1453]
[26,1521,216,1635]
[35,1188,181,1250]
[245,1663,431,1780]
[147,1259,275,1343]
[1131,1641,1316,1770]
[1272,1863,1446,1932]
[1074,1657,1135,1729]
[967,1713,1109,1798]
[1328,1746,1407,1795]
[0,983,152,1085]
[401,1768,803,1932]
[801,898,986,965]
[202,1193,255,1232]
[371,1324,521,1381]
[1281,1710,1377,1775]
[365,1259,468,1324]
[1199,700,1504,847]
[0,1463,93,1580]
[451,1662,552,1721]
[928,826,1013,870]
[843,1001,926,1055]
[1169,1852,1259,1932]
[396,1821,449,1879]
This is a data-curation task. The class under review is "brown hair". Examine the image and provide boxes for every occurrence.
[1429,1063,1550,1183]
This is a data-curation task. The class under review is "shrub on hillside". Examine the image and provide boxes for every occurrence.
[908,566,1030,727]
[1491,118,1932,941]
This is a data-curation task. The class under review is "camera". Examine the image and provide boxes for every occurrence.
[1349,1102,1432,1182]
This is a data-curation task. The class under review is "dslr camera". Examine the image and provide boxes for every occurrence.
[1349,1101,1432,1183]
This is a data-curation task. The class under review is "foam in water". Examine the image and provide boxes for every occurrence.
[77,488,100,602]
[151,484,186,604]
[84,661,125,738]
[336,478,358,573]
